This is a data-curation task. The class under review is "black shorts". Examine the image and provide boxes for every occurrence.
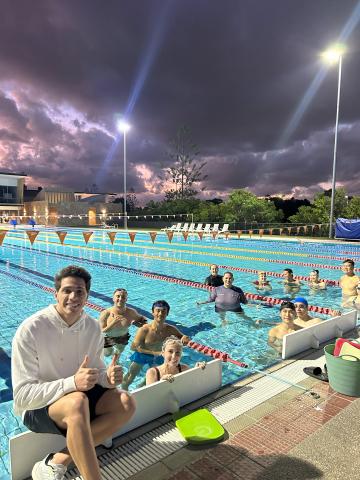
[23,384,109,437]
[215,306,243,313]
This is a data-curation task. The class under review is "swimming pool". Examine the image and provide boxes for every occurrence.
[0,228,359,478]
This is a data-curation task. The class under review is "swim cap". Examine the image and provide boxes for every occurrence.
[294,296,308,306]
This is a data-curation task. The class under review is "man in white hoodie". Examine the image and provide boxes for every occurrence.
[12,265,136,480]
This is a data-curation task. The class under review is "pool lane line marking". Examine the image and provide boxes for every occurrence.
[0,259,151,318]
[5,230,352,261]
[1,243,341,287]
[1,245,339,317]
[1,236,344,271]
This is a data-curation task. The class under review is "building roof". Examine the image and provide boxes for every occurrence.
[0,171,27,177]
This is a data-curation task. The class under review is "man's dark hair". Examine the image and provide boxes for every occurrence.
[311,269,319,275]
[343,259,355,268]
[54,265,92,292]
[283,268,293,275]
[223,271,234,278]
[152,300,170,314]
[280,301,296,312]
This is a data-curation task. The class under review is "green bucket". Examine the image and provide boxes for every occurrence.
[324,344,360,397]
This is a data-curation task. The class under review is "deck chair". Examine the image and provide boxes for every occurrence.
[219,224,229,234]
[174,223,183,232]
[212,224,219,232]
[181,222,190,232]
[188,222,196,233]
[203,224,211,234]
[195,223,203,232]
[161,223,180,232]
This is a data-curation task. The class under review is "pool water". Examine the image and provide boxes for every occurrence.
[0,229,359,478]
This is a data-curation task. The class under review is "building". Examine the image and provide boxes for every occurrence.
[0,171,26,220]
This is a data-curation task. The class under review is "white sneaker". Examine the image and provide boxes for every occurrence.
[32,454,67,480]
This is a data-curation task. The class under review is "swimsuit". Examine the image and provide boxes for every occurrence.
[153,364,182,381]
[130,351,163,366]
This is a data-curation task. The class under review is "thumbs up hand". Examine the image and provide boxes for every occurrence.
[74,355,99,391]
[107,354,123,386]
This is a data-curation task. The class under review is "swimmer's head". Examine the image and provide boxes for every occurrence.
[152,300,170,314]
[162,336,183,365]
[113,288,128,304]
[309,270,319,281]
[258,271,266,280]
[294,296,308,307]
[210,264,219,275]
[280,301,296,322]
[342,259,355,272]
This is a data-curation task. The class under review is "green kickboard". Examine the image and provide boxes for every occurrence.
[174,408,225,444]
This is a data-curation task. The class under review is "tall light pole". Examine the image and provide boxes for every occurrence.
[117,120,131,230]
[322,43,346,239]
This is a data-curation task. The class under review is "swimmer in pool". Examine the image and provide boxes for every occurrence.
[197,271,251,324]
[293,297,322,328]
[253,271,272,292]
[268,302,300,353]
[145,336,206,385]
[99,288,147,358]
[308,270,327,290]
[340,259,359,307]
[282,268,301,297]
[121,300,190,390]
[204,264,224,287]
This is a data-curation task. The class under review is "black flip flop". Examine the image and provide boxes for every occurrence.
[303,365,329,382]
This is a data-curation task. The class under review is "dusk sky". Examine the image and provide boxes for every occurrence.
[0,0,359,204]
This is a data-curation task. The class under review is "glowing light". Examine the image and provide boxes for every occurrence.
[321,44,346,64]
[117,121,131,133]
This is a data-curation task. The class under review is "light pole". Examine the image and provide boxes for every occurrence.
[322,44,346,239]
[117,120,131,230]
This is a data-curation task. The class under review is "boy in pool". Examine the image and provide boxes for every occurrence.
[204,264,224,287]
[293,296,322,328]
[268,302,301,353]
[121,300,190,390]
[99,288,147,358]
[340,259,359,307]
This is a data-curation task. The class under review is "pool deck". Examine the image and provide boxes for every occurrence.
[122,377,359,480]
[62,331,360,480]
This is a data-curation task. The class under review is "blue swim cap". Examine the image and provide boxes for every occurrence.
[294,296,308,306]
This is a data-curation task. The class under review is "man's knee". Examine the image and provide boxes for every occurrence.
[120,392,136,417]
[65,392,90,421]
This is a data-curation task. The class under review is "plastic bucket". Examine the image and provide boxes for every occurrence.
[324,344,360,397]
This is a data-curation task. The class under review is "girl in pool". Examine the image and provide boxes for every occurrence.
[253,271,272,291]
[146,336,205,385]
[308,269,326,290]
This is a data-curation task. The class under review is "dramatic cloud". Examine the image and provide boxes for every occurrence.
[0,0,359,202]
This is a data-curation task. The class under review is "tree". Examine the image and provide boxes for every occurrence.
[162,126,207,200]
[223,189,283,223]
[289,188,349,223]
[344,197,360,219]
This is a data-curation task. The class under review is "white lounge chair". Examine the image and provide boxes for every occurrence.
[203,223,211,234]
[195,223,203,232]
[181,222,189,232]
[219,224,229,234]
[188,222,196,233]
[161,222,181,232]
[174,223,183,232]
[212,224,219,232]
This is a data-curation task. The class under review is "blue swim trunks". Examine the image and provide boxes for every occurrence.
[130,351,163,366]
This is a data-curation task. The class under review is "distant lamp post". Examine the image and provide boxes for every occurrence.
[117,120,131,230]
[321,43,346,239]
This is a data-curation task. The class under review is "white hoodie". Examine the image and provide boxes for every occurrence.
[12,304,112,417]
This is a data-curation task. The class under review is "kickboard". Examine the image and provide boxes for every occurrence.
[174,408,224,444]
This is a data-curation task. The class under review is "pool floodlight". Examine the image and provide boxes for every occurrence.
[321,43,346,65]
[117,120,131,133]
